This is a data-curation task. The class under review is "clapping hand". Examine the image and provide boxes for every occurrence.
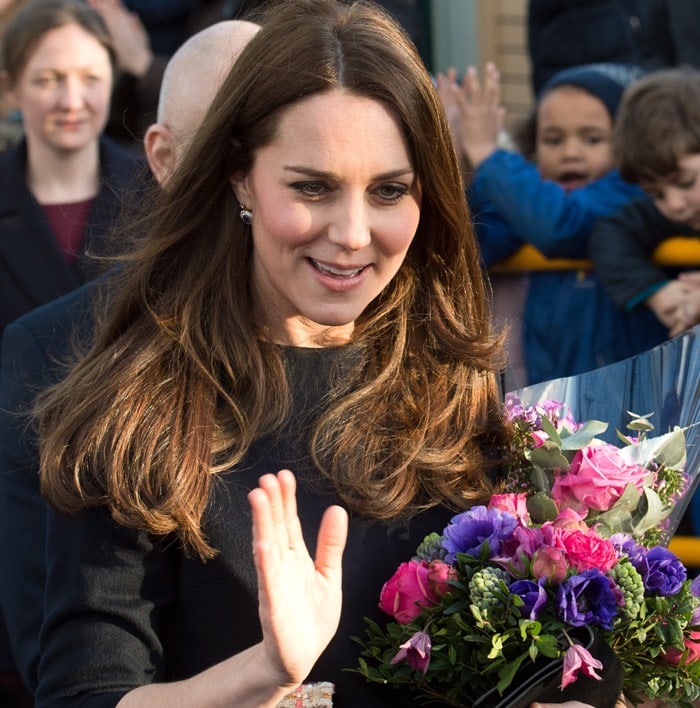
[436,61,506,174]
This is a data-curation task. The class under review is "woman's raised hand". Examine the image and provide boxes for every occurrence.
[248,470,348,689]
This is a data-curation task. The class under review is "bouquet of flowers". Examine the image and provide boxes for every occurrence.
[354,396,700,707]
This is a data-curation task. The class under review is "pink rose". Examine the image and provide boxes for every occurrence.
[531,545,569,583]
[560,529,618,572]
[551,508,588,531]
[551,443,649,514]
[379,560,439,624]
[427,560,458,596]
[663,630,700,665]
[489,493,530,523]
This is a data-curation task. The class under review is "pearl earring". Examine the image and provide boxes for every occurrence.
[239,204,253,225]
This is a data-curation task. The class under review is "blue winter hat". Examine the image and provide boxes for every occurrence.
[538,63,645,119]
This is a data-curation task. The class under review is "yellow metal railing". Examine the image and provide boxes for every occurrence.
[669,536,700,567]
[489,237,700,272]
[492,237,700,563]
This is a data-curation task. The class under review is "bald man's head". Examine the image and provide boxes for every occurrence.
[145,19,260,184]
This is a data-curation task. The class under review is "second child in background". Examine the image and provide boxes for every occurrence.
[438,61,666,386]
[590,67,700,339]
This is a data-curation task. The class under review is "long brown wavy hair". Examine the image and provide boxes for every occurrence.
[37,0,511,559]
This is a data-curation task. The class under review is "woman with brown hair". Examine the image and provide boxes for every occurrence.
[0,0,145,338]
[31,0,520,705]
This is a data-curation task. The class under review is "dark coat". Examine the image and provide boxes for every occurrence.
[527,0,675,93]
[0,281,98,693]
[0,136,145,340]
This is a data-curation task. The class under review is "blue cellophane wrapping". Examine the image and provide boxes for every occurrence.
[514,323,700,540]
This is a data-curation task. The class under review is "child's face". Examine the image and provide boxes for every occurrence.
[641,154,700,230]
[535,85,614,190]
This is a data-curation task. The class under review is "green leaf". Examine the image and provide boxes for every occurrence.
[618,426,686,470]
[632,487,672,536]
[626,411,655,434]
[527,491,559,523]
[496,652,529,694]
[559,419,608,450]
[538,416,562,447]
[529,442,569,472]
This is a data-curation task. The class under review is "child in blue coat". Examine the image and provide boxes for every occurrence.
[437,62,667,385]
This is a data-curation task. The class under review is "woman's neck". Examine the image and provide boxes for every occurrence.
[25,138,101,205]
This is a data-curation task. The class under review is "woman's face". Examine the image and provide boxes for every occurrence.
[233,88,422,347]
[7,23,112,154]
[535,85,614,190]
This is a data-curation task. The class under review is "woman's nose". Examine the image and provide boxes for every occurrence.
[327,196,372,250]
[57,75,84,110]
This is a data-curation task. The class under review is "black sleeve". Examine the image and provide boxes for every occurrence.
[588,196,696,310]
[0,320,62,692]
[0,285,98,691]
[35,507,178,707]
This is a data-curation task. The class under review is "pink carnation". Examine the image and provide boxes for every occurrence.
[551,443,649,514]
[560,529,619,573]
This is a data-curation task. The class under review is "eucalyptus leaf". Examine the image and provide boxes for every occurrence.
[618,426,686,470]
[559,419,608,450]
[608,482,642,514]
[538,415,562,446]
[528,465,551,494]
[632,487,671,536]
[527,491,559,523]
[530,442,570,472]
[626,412,655,433]
[595,507,635,536]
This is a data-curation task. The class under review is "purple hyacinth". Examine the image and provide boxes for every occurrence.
[441,506,519,563]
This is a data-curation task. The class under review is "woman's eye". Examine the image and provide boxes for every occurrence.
[292,182,328,198]
[33,75,57,87]
[375,184,408,202]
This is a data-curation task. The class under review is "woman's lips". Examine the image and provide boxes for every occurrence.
[308,258,369,291]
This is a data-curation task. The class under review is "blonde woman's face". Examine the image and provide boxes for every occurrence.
[535,85,614,190]
[233,88,422,348]
[8,23,112,154]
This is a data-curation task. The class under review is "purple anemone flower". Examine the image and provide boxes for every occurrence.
[556,569,620,629]
[441,506,519,563]
[509,578,547,620]
[632,546,687,597]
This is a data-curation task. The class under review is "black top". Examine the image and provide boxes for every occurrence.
[28,343,454,707]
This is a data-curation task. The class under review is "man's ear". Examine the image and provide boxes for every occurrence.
[144,123,177,187]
